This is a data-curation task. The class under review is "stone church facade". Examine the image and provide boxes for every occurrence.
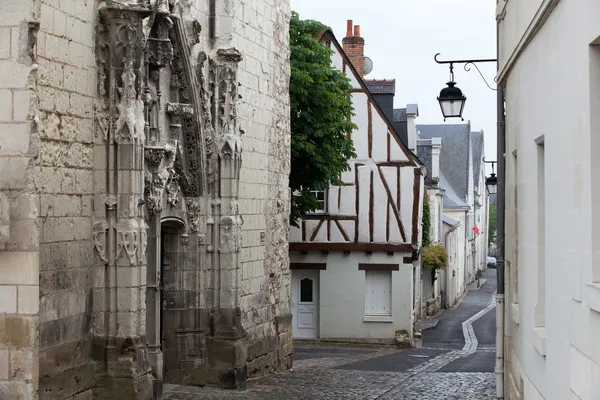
[0,0,292,398]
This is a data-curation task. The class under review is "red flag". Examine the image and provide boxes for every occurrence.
[473,225,480,235]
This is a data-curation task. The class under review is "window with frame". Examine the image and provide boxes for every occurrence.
[364,270,392,316]
[308,190,326,213]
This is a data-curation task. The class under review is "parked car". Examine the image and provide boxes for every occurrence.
[487,256,497,269]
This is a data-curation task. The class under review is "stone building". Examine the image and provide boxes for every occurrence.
[0,0,292,398]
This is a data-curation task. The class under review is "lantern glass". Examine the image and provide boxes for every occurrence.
[437,81,467,119]
[486,174,498,195]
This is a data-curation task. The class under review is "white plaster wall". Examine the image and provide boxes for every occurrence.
[445,210,466,298]
[501,0,600,398]
[498,0,545,74]
[442,224,461,307]
[291,251,414,340]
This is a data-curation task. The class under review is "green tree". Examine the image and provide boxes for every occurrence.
[289,11,357,226]
[488,202,497,248]
[422,196,431,247]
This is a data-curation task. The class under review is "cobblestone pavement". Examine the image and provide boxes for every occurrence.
[164,271,497,399]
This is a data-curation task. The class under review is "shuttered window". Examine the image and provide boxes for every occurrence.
[364,270,392,316]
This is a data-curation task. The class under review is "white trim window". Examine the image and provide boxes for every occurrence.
[308,190,326,214]
[364,270,392,321]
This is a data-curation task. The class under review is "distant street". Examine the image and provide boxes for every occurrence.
[164,270,497,399]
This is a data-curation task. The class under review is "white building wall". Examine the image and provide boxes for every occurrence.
[291,251,413,341]
[500,0,600,398]
[445,210,467,299]
[442,223,462,308]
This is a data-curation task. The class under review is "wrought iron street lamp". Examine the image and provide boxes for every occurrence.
[434,53,497,121]
[486,173,498,195]
[483,159,498,196]
[438,81,466,121]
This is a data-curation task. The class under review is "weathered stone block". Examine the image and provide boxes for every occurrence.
[39,362,95,400]
[0,285,17,313]
[274,313,292,334]
[39,339,91,377]
[0,89,12,121]
[0,27,10,59]
[17,285,39,314]
[0,124,30,155]
[0,380,32,400]
[10,349,36,380]
[0,315,36,349]
[0,252,38,285]
[0,348,9,380]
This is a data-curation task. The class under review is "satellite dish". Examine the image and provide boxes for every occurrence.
[363,56,374,75]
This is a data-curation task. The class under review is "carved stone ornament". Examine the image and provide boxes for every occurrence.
[145,146,165,169]
[138,220,149,265]
[145,171,165,219]
[219,215,242,253]
[114,48,146,143]
[186,199,201,232]
[116,219,140,266]
[219,132,242,159]
[180,233,189,246]
[166,169,180,207]
[216,48,243,63]
[93,221,109,263]
[147,15,174,67]
[219,223,237,254]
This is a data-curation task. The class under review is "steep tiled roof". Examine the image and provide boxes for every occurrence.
[417,124,470,202]
[472,131,484,187]
[440,170,468,209]
[393,108,406,122]
[365,79,396,94]
[443,215,460,227]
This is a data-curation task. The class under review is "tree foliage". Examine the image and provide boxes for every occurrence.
[422,196,431,247]
[289,11,357,226]
[422,244,449,271]
[488,202,497,248]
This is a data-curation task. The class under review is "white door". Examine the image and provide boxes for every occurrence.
[291,269,319,339]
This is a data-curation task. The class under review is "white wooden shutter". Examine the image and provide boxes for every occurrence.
[364,270,392,316]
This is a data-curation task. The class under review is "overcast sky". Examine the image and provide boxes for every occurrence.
[290,0,497,174]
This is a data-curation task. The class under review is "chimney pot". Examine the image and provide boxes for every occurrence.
[354,25,361,37]
[346,20,353,37]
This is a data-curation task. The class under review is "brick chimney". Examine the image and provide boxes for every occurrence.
[342,20,365,77]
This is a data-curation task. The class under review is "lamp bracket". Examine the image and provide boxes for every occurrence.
[434,53,498,91]
[483,157,496,174]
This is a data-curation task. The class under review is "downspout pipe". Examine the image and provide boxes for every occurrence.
[495,21,506,399]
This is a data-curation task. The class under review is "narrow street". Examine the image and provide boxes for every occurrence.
[164,270,497,399]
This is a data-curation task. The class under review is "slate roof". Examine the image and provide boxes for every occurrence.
[416,142,433,186]
[443,214,460,227]
[393,108,406,122]
[417,124,470,202]
[365,79,396,94]
[392,108,408,147]
[472,131,484,187]
[440,170,468,209]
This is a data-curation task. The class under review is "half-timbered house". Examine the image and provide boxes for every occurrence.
[288,22,425,344]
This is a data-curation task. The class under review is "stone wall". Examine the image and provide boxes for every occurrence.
[0,0,292,397]
[232,0,293,378]
[177,0,292,379]
[35,0,97,398]
[0,1,41,399]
